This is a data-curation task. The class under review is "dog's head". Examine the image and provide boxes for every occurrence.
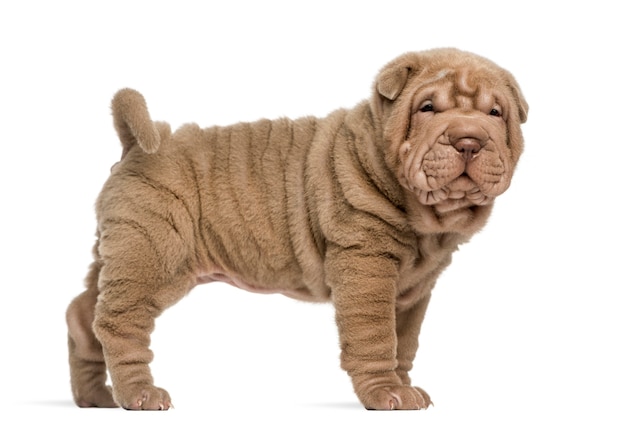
[372,48,528,219]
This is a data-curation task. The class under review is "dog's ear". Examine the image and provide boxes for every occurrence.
[371,53,421,121]
[376,65,411,101]
[507,75,528,123]
[375,53,423,101]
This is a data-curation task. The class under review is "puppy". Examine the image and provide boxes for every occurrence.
[66,48,528,410]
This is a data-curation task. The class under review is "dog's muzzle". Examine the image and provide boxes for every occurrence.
[399,116,511,211]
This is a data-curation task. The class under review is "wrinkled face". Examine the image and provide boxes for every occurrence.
[375,50,527,217]
[402,69,513,213]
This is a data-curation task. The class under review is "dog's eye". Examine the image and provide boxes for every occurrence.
[419,102,434,113]
[489,108,502,117]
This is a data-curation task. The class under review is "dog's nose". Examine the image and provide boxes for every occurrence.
[454,139,482,156]
[447,121,488,160]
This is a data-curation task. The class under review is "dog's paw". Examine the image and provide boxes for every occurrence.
[362,385,432,410]
[114,385,172,410]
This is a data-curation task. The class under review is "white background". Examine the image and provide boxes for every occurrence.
[2,1,624,424]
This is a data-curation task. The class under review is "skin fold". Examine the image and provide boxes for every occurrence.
[66,48,527,410]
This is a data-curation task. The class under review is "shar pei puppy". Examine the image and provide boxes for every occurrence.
[66,48,528,410]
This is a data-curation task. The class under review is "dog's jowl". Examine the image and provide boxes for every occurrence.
[66,48,527,410]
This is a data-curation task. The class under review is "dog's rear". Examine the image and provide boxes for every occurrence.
[66,89,175,409]
[66,88,324,410]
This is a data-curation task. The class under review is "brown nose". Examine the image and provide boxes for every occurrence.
[454,139,482,155]
[447,121,488,160]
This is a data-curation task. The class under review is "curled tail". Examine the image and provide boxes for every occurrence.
[111,88,170,155]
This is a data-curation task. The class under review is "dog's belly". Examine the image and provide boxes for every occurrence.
[195,271,325,302]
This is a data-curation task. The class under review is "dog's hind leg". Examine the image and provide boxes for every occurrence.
[92,213,193,410]
[66,241,117,407]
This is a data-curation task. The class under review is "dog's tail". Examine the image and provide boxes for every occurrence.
[111,88,170,155]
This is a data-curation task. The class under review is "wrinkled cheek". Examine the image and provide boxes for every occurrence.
[472,152,504,180]
[398,141,419,190]
[467,151,511,196]
[422,148,465,189]
[401,142,464,192]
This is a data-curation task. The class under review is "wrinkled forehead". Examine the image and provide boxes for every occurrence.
[412,65,507,108]
[422,64,502,91]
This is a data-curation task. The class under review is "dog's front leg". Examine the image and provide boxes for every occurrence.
[395,294,433,405]
[326,248,430,410]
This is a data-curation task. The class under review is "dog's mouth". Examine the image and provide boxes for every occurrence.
[399,141,510,213]
[411,173,493,213]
